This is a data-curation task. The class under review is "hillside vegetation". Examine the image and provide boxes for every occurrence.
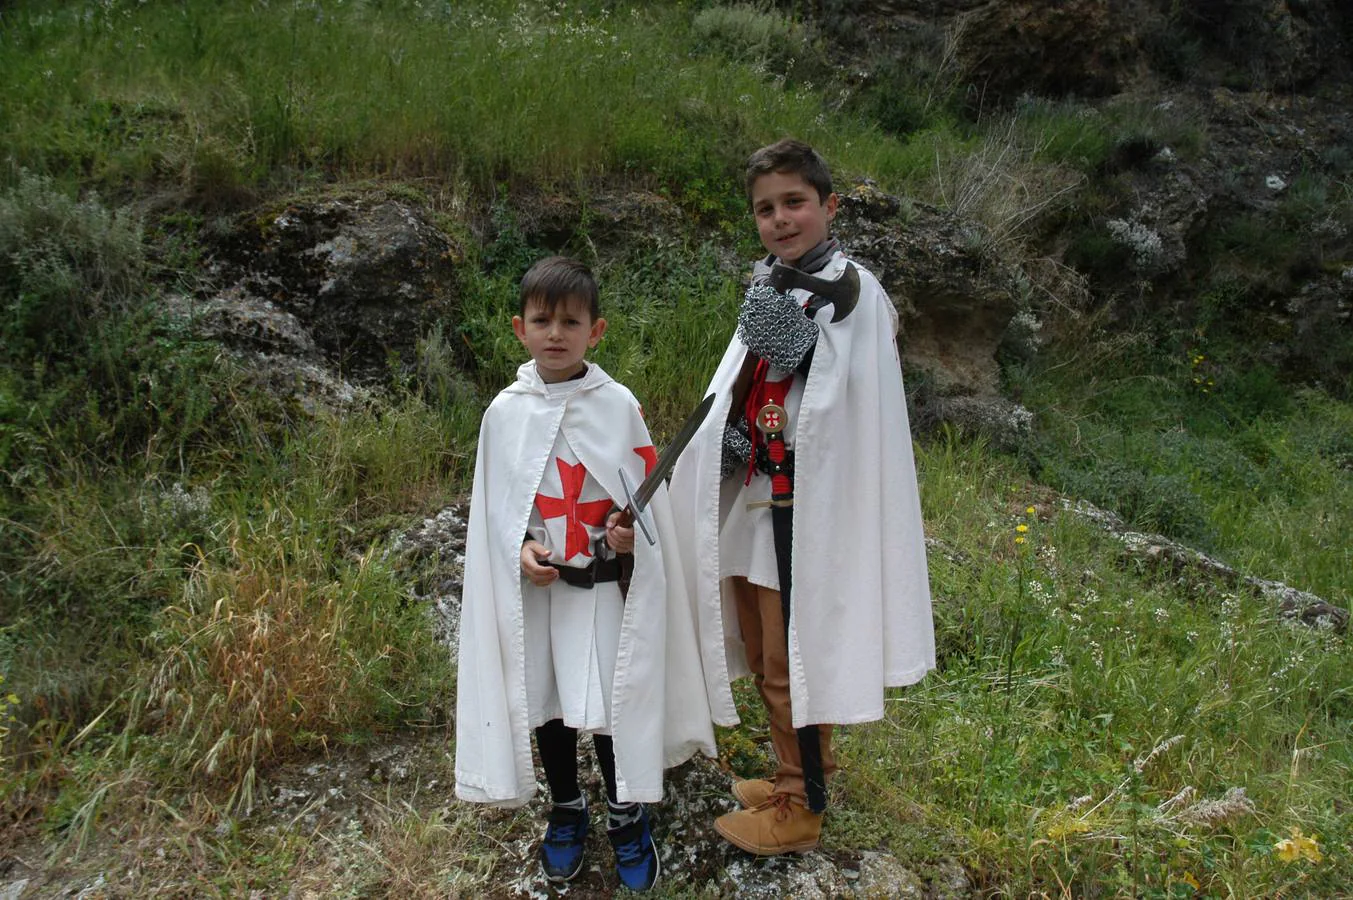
[2,1,1349,896]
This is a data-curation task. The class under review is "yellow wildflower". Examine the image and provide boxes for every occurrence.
[1026,506,1036,515]
[1014,536,1026,545]
[1274,827,1322,863]
[1046,819,1091,840]
[1016,524,1029,533]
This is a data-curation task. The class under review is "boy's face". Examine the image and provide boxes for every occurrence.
[512,295,606,383]
[750,170,838,266]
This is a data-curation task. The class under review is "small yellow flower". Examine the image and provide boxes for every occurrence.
[1014,536,1026,545]
[1046,819,1090,840]
[1274,827,1322,864]
[1016,524,1029,533]
[1026,506,1036,515]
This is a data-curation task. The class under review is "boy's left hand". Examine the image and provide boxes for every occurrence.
[605,510,635,554]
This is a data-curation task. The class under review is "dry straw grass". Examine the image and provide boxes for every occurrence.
[130,524,399,814]
[924,117,1085,254]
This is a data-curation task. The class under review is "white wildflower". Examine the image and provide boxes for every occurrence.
[1134,734,1183,773]
[1107,218,1166,272]
[1157,785,1196,814]
[1174,787,1254,827]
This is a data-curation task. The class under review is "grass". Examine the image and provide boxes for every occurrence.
[1,0,1349,895]
[831,433,1351,896]
[0,0,1193,240]
[0,0,902,206]
[1014,330,1353,601]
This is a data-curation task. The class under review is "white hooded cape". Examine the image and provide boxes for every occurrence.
[669,252,935,729]
[454,362,716,807]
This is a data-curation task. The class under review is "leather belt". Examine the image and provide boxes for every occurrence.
[548,556,624,588]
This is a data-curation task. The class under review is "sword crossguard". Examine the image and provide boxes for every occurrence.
[746,498,794,510]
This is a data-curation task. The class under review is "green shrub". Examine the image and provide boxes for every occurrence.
[691,3,802,74]
[1143,19,1205,82]
[1219,363,1296,422]
[1013,95,1205,172]
[1065,223,1134,283]
[0,171,145,360]
[849,32,960,139]
[0,172,248,475]
[1046,459,1216,546]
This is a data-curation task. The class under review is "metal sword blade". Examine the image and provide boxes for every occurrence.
[629,392,715,513]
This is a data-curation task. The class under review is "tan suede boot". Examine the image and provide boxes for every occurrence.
[714,794,822,855]
[730,778,775,810]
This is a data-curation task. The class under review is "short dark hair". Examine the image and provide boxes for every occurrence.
[519,256,600,319]
[744,138,834,207]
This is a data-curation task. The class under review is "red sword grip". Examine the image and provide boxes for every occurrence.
[768,439,791,497]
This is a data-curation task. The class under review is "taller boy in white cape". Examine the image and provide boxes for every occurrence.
[669,249,935,729]
[667,139,934,857]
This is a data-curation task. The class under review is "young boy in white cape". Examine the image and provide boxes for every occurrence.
[668,139,935,856]
[454,256,715,891]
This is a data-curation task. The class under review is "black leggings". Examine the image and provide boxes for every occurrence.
[534,718,618,806]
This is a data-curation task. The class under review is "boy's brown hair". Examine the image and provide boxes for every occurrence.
[744,138,834,207]
[519,256,600,319]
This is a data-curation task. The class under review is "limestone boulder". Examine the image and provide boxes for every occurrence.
[208,192,465,377]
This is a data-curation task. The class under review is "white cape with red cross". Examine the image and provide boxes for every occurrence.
[669,252,936,729]
[454,361,716,807]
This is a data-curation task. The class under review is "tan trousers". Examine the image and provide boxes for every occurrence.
[730,576,837,803]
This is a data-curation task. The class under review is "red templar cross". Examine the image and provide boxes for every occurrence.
[535,459,613,561]
[634,445,657,476]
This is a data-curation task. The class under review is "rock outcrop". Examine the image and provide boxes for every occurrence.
[834,183,1036,444]
[206,193,465,378]
[835,0,1352,97]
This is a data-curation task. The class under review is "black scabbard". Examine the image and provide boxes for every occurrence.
[770,502,828,814]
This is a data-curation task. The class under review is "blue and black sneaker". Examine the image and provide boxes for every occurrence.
[607,805,660,892]
[539,801,589,882]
